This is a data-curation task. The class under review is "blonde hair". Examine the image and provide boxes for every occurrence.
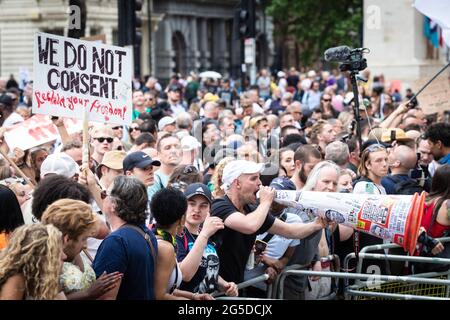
[0,224,63,300]
[338,111,353,130]
[358,145,387,177]
[211,157,234,198]
[41,199,97,240]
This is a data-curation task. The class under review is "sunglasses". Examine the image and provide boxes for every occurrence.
[366,143,386,152]
[322,99,331,102]
[170,181,188,191]
[95,137,114,143]
[129,127,141,133]
[112,126,122,130]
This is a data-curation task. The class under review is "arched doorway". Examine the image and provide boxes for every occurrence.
[256,34,269,70]
[172,31,187,75]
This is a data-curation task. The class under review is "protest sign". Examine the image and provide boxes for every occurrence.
[33,32,132,125]
[3,114,82,151]
[412,72,450,115]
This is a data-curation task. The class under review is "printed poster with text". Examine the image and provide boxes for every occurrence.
[33,32,132,125]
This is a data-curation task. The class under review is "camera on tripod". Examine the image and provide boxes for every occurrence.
[324,46,369,73]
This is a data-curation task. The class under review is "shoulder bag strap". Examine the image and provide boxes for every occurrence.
[122,224,157,263]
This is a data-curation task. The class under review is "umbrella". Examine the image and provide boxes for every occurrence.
[199,71,222,79]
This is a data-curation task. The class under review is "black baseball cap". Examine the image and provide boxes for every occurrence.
[184,183,212,203]
[123,151,161,172]
[270,177,296,191]
[0,94,13,107]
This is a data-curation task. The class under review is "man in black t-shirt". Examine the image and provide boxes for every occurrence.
[211,160,327,284]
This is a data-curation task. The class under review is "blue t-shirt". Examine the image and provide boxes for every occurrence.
[176,230,220,294]
[93,224,157,300]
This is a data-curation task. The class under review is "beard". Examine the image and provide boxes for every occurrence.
[298,165,308,184]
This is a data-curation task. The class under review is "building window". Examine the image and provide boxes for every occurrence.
[207,20,214,69]
[41,29,64,36]
[90,26,102,36]
[112,29,118,46]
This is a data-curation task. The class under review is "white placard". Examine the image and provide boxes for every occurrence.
[4,114,82,151]
[32,32,132,125]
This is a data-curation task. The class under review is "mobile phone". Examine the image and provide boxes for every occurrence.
[254,239,268,256]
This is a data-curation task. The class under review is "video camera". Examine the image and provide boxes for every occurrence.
[324,46,369,73]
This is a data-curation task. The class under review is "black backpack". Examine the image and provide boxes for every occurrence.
[384,175,424,195]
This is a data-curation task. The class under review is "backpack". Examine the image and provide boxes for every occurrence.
[384,175,424,195]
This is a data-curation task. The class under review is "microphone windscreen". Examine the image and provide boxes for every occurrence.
[324,46,351,62]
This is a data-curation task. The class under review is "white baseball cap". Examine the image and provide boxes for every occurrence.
[181,135,201,151]
[221,160,264,191]
[158,116,176,131]
[40,153,80,179]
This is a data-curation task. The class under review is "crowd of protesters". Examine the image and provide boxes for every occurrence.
[0,66,449,300]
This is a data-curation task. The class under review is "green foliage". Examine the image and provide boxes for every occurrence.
[266,0,362,67]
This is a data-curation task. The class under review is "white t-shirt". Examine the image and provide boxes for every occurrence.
[353,180,387,195]
[256,212,301,260]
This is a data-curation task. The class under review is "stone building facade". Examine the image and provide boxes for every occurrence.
[153,0,275,81]
[363,0,448,87]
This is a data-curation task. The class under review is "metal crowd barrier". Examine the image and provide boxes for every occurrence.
[276,269,450,300]
[342,237,450,300]
[215,237,450,300]
[270,254,340,300]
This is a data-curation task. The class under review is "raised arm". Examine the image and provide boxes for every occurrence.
[224,187,275,234]
[179,216,224,281]
[267,216,326,240]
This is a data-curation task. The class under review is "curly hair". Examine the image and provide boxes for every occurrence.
[0,224,63,300]
[41,199,97,240]
[110,176,148,225]
[211,157,235,198]
[151,188,187,228]
[32,175,92,221]
[423,122,450,147]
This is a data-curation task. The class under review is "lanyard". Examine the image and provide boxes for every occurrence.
[155,228,177,250]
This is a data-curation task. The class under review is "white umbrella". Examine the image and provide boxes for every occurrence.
[199,71,222,79]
